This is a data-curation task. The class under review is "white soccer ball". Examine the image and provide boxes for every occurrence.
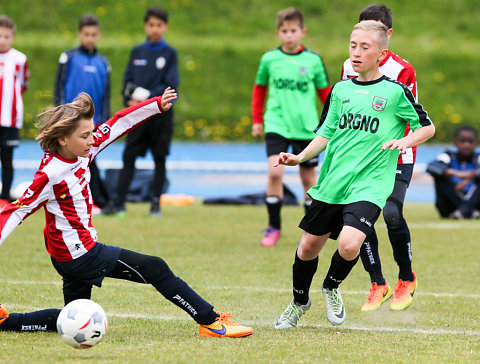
[56,299,108,349]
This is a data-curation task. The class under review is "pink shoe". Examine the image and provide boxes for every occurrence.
[261,226,281,247]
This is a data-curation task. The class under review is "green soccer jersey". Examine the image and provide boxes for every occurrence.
[255,47,329,140]
[309,75,432,208]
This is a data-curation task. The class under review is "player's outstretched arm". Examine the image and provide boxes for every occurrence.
[275,135,329,167]
[160,87,177,112]
[382,124,435,153]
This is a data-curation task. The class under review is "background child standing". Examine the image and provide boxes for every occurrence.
[0,15,29,204]
[54,13,111,210]
[251,7,330,247]
[103,6,179,217]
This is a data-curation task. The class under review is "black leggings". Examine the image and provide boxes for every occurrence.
[63,249,217,325]
[0,146,14,200]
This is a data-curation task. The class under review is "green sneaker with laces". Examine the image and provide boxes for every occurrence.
[322,287,346,325]
[275,298,311,329]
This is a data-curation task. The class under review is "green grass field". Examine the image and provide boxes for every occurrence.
[0,202,479,363]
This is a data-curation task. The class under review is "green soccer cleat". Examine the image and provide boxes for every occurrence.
[275,299,311,329]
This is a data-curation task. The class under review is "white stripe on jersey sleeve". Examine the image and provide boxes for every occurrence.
[90,98,162,159]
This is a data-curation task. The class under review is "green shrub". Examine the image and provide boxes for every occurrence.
[4,0,480,142]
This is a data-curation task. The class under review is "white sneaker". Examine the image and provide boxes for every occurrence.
[322,288,346,325]
[275,299,311,329]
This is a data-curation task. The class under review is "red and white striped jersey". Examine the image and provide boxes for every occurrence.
[0,48,29,129]
[0,97,165,262]
[341,50,418,164]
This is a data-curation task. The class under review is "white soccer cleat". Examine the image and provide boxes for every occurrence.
[275,298,311,329]
[322,288,346,325]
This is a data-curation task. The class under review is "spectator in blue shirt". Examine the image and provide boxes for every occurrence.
[427,125,480,219]
[54,13,110,209]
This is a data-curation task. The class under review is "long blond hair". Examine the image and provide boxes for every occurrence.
[35,93,95,153]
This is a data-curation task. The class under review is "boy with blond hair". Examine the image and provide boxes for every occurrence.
[0,15,29,203]
[274,21,434,328]
[251,7,330,246]
[341,4,420,312]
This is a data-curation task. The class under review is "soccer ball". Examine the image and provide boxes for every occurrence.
[56,299,108,349]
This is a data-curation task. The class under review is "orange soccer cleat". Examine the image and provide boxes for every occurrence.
[199,312,253,338]
[0,304,9,326]
[361,282,393,312]
[391,272,417,310]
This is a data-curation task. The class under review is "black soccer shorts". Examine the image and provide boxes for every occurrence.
[265,132,318,168]
[299,200,381,239]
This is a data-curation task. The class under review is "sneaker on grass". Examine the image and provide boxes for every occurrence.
[361,282,393,312]
[0,304,9,326]
[261,226,281,247]
[275,298,311,329]
[199,312,252,338]
[322,287,346,325]
[391,272,417,310]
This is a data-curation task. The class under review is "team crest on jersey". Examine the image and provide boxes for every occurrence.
[299,66,308,76]
[372,96,387,111]
[156,57,166,69]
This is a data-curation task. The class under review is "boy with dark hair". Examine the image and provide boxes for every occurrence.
[274,20,434,328]
[427,125,480,219]
[0,15,29,204]
[103,6,178,217]
[54,13,110,210]
[341,3,420,312]
[251,7,330,246]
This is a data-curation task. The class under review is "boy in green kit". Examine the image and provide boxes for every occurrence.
[274,20,435,328]
[251,8,331,247]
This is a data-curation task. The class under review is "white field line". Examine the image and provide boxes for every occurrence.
[389,222,480,230]
[13,160,428,173]
[4,280,480,299]
[2,304,477,337]
[104,314,480,336]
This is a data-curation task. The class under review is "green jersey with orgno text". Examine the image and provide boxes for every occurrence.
[255,47,329,139]
[309,76,432,208]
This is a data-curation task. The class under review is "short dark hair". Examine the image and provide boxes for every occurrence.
[144,7,168,23]
[78,13,99,31]
[0,15,16,33]
[455,125,478,140]
[359,4,393,29]
[276,7,304,29]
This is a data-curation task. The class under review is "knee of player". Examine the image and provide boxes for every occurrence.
[383,201,401,227]
[338,242,360,260]
[143,256,173,283]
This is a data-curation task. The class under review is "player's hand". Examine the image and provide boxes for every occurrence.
[274,152,300,167]
[252,124,263,137]
[382,139,408,153]
[161,87,177,111]
[454,179,472,194]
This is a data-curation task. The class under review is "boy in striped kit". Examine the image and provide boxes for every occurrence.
[0,15,29,203]
[0,89,252,338]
